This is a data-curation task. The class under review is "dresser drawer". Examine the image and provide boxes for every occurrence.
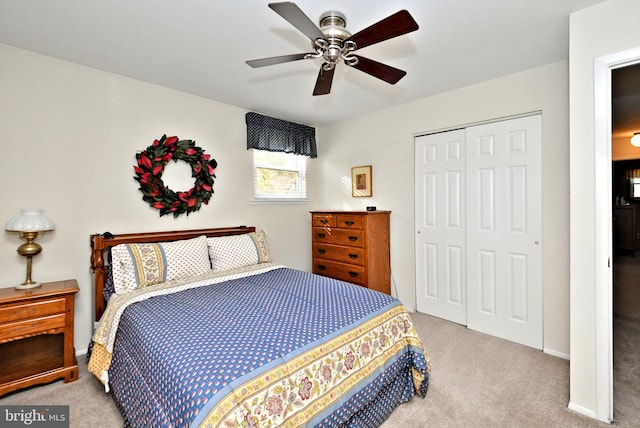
[313,243,365,266]
[312,227,365,247]
[0,298,66,324]
[0,314,66,343]
[335,214,364,229]
[312,214,336,228]
[313,259,366,286]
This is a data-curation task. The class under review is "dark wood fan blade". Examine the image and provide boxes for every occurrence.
[246,53,313,68]
[269,2,325,42]
[313,65,335,96]
[350,55,406,84]
[346,10,418,50]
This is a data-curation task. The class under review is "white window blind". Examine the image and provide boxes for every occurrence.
[252,150,307,201]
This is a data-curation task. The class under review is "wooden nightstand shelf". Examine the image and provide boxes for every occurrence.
[0,279,79,397]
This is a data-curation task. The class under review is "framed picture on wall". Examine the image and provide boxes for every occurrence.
[351,165,372,197]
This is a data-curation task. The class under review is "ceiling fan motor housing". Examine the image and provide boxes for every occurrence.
[319,11,350,40]
[316,11,354,68]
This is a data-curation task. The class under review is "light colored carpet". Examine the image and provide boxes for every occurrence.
[2,278,638,427]
[380,314,610,428]
[612,254,640,425]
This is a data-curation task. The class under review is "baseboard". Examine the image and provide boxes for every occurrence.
[543,347,569,360]
[567,402,600,421]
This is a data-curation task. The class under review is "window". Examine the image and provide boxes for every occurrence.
[252,150,308,201]
[245,112,315,203]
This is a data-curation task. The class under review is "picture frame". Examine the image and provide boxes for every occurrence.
[351,165,372,197]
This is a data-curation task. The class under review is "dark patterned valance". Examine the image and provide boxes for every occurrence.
[246,112,317,158]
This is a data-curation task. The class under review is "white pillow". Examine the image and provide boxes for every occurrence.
[207,230,271,272]
[111,235,211,294]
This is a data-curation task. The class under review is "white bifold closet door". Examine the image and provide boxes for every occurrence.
[415,115,542,349]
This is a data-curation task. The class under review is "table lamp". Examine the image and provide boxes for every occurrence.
[5,209,55,289]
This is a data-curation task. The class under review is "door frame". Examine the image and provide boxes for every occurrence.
[593,46,640,422]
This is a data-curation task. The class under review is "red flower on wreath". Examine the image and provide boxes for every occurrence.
[133,134,217,218]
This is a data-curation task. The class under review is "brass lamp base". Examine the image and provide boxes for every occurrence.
[15,231,43,290]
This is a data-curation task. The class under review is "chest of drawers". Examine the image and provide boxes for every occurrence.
[0,279,79,396]
[311,211,391,294]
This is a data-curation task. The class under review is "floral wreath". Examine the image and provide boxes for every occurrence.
[134,135,217,217]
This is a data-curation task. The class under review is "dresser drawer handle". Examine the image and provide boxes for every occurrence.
[317,233,326,238]
[317,265,327,271]
[348,236,358,241]
[348,253,358,259]
[320,219,329,224]
[348,271,359,277]
[344,220,355,226]
[318,249,326,254]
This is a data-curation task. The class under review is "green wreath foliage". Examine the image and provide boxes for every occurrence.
[134,135,217,217]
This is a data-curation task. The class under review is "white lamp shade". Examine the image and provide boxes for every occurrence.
[5,209,55,232]
[632,133,640,147]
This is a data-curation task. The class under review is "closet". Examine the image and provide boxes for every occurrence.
[414,114,542,348]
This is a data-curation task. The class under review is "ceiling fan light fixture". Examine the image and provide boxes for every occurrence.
[632,132,640,147]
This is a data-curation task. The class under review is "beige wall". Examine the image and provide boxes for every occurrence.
[0,43,313,352]
[569,0,640,421]
[317,61,571,357]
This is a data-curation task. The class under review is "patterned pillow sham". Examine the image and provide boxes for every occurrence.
[111,235,211,294]
[207,230,272,272]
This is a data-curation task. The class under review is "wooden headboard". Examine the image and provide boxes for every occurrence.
[90,226,255,321]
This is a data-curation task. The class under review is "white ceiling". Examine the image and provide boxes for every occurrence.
[0,0,608,127]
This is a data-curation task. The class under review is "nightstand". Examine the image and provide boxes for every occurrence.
[0,279,79,396]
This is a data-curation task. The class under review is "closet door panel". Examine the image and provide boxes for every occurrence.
[415,129,467,325]
[466,115,542,349]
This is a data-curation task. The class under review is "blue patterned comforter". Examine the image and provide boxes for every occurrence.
[89,264,430,427]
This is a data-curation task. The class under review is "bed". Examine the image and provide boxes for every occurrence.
[88,226,430,427]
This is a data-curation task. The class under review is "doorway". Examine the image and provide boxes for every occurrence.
[611,63,640,423]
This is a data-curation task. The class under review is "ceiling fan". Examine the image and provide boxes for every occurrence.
[246,2,419,96]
